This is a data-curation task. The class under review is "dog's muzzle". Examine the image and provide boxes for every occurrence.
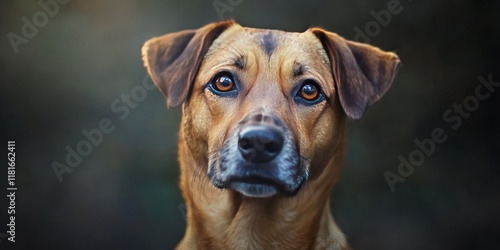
[208,113,308,198]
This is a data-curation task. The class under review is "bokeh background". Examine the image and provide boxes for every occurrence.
[1,0,499,249]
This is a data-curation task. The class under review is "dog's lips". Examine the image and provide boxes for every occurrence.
[227,175,282,198]
[228,181,278,198]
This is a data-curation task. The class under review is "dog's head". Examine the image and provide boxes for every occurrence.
[142,20,400,198]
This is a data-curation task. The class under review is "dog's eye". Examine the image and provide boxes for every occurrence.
[296,80,323,104]
[299,83,319,100]
[211,72,235,93]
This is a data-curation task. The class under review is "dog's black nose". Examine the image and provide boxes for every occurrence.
[238,125,284,163]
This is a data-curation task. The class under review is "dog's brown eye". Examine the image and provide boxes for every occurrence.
[294,80,324,105]
[214,74,235,92]
[208,72,238,97]
[299,82,320,101]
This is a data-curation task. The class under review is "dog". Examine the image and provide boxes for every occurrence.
[142,20,400,249]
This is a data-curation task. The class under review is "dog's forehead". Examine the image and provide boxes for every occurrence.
[205,25,330,65]
[244,28,301,57]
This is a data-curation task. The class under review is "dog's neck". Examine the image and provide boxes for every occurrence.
[176,128,349,250]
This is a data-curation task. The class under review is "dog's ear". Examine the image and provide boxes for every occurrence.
[142,20,235,108]
[310,28,401,119]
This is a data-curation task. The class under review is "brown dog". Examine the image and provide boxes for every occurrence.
[142,20,400,249]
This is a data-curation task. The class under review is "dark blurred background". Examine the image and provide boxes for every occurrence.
[1,0,499,249]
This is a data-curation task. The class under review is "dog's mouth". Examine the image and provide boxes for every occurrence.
[227,175,283,198]
[209,160,307,198]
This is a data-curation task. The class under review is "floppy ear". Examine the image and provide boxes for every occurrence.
[310,28,401,119]
[141,20,235,108]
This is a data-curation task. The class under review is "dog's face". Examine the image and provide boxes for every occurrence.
[142,21,400,198]
[193,27,343,197]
